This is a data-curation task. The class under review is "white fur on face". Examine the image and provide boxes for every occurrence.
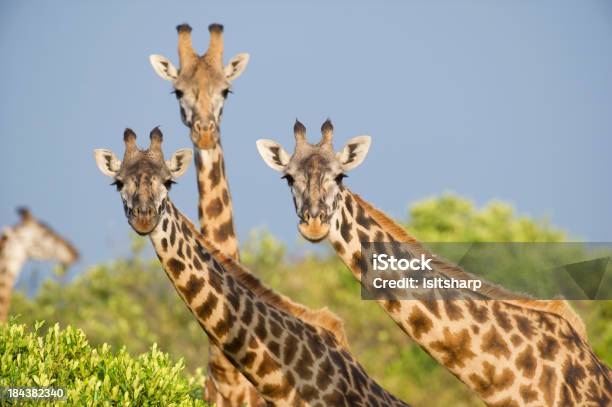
[178,91,197,127]
[211,92,225,124]
[321,175,341,216]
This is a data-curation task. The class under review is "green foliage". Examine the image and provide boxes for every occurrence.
[7,194,611,406]
[10,255,206,376]
[0,321,206,406]
[405,193,567,242]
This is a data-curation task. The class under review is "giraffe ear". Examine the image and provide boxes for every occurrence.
[149,54,178,81]
[166,148,193,179]
[256,139,290,172]
[94,149,122,177]
[337,136,371,171]
[224,53,250,81]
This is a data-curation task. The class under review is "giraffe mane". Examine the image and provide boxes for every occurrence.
[201,239,351,350]
[350,192,588,340]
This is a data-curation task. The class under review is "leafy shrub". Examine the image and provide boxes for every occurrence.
[0,321,206,406]
[10,257,207,376]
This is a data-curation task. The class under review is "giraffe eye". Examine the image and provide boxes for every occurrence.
[335,174,347,184]
[164,180,176,190]
[173,89,184,99]
[111,180,124,191]
[281,174,295,186]
[221,88,231,99]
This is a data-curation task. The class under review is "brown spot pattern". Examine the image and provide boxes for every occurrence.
[167,258,185,278]
[468,361,515,399]
[519,384,538,403]
[429,327,476,369]
[538,365,557,406]
[443,300,464,321]
[214,218,235,243]
[407,306,433,340]
[515,345,536,379]
[256,351,278,377]
[466,299,489,323]
[481,326,510,359]
[206,197,224,218]
[179,274,205,303]
[538,334,560,361]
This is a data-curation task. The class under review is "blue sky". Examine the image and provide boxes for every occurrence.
[1,0,611,284]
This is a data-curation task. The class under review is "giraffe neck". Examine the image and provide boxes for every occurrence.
[326,187,611,406]
[148,200,410,406]
[193,141,260,405]
[194,144,239,260]
[0,229,27,322]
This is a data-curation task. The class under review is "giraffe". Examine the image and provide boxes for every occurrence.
[0,208,79,322]
[93,127,411,407]
[149,23,256,404]
[256,119,612,407]
[149,23,247,252]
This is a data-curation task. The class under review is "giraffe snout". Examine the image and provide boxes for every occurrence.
[127,200,161,236]
[302,209,325,222]
[298,208,330,243]
[191,119,219,149]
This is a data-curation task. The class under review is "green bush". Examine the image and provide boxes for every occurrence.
[10,257,206,376]
[0,321,207,406]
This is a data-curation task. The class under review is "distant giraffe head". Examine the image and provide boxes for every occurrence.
[0,208,79,322]
[6,207,80,267]
[257,119,371,241]
[150,23,249,149]
[94,128,192,235]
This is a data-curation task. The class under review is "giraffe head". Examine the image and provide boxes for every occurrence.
[257,120,371,242]
[94,128,192,235]
[11,207,80,267]
[149,23,249,150]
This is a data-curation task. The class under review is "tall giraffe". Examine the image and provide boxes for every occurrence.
[256,120,611,407]
[150,23,246,251]
[0,208,79,322]
[150,23,255,404]
[93,128,411,407]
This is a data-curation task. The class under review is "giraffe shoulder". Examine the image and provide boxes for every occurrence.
[203,240,351,350]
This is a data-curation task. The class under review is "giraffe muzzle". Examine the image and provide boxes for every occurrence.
[190,120,219,149]
[127,205,160,235]
[298,211,330,242]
